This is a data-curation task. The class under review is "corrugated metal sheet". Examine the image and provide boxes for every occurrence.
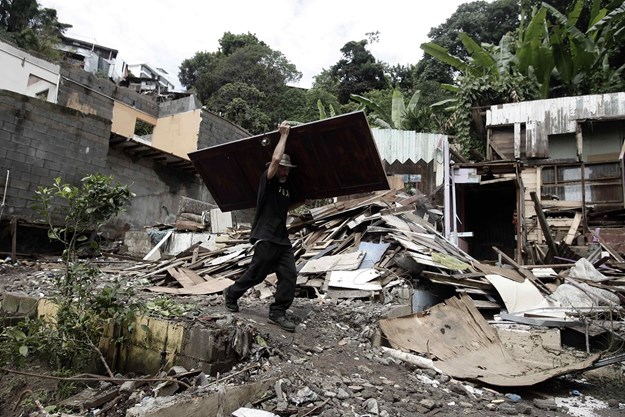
[372,129,444,164]
[487,92,625,135]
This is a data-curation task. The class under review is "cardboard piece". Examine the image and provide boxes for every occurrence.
[379,295,599,386]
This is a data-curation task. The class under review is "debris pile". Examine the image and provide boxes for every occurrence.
[128,189,625,328]
[2,189,625,416]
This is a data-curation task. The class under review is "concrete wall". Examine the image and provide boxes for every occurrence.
[0,40,60,103]
[58,66,159,120]
[0,47,255,237]
[198,109,249,149]
[153,110,201,159]
[112,101,158,138]
[0,90,212,239]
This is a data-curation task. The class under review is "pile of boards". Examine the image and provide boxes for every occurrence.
[113,189,625,386]
[122,189,625,324]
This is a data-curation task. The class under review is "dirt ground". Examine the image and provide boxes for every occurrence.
[0,259,624,417]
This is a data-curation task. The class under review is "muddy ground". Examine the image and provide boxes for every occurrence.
[0,258,624,417]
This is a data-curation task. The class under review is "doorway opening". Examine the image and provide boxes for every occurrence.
[457,182,517,261]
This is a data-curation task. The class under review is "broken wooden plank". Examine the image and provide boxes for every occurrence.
[472,261,525,283]
[421,271,493,290]
[326,288,378,299]
[530,191,558,255]
[179,267,207,284]
[564,212,583,245]
[167,267,197,288]
[143,229,173,261]
[590,229,625,263]
[147,276,232,295]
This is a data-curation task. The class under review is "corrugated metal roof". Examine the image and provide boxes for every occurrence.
[487,92,625,135]
[371,129,444,164]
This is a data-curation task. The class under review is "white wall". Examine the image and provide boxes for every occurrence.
[0,40,60,103]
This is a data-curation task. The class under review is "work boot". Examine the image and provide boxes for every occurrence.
[269,313,296,332]
[223,287,239,312]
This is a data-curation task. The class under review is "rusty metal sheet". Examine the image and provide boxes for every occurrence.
[188,112,389,211]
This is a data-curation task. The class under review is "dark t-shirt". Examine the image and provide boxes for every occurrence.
[249,169,292,246]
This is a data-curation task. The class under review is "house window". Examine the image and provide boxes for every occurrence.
[541,161,623,207]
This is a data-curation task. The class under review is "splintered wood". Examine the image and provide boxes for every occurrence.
[118,190,624,318]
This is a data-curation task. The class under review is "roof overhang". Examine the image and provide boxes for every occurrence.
[188,111,389,212]
[109,135,196,175]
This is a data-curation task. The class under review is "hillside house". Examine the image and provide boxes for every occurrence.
[0,40,248,256]
[451,93,625,263]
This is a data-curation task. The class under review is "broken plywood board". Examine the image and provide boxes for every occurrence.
[484,275,559,314]
[299,251,365,274]
[327,269,382,291]
[147,276,231,295]
[379,295,599,386]
[167,267,198,288]
[358,241,390,269]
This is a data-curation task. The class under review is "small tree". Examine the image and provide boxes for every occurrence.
[27,174,140,373]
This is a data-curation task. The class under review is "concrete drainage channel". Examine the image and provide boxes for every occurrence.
[0,291,247,377]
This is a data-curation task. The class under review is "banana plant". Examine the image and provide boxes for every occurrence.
[350,89,421,130]
[543,0,625,94]
[316,99,336,120]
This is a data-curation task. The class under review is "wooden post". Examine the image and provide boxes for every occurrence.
[577,122,588,240]
[10,216,17,262]
[530,191,558,255]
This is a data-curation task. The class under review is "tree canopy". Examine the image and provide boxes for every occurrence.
[414,0,521,85]
[176,1,623,147]
[328,37,388,104]
[178,32,303,133]
[420,0,625,153]
[0,0,71,59]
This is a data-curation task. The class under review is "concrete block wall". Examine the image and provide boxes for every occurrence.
[198,109,249,149]
[58,66,159,119]
[0,90,110,223]
[101,316,246,376]
[159,95,202,117]
[0,90,213,239]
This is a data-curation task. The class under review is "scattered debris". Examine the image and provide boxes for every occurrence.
[1,188,625,416]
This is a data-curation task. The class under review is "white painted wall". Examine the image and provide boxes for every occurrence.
[0,40,60,103]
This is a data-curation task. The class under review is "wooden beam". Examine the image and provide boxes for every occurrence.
[564,211,582,245]
[489,142,508,160]
[10,216,17,262]
[530,191,558,255]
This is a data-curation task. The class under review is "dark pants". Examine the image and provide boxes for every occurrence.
[227,240,297,316]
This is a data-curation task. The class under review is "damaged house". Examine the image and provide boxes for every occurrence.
[451,92,625,264]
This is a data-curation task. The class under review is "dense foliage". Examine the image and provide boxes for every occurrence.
[0,0,70,59]
[179,32,303,133]
[421,0,625,153]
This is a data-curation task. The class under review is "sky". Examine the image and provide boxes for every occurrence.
[39,0,473,91]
